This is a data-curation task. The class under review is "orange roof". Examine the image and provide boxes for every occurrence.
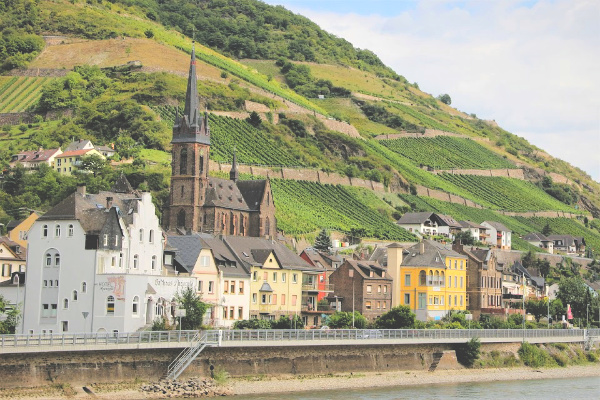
[55,149,96,158]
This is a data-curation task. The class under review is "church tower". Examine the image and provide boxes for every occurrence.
[166,44,210,232]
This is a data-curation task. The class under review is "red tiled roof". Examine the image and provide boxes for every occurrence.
[56,149,95,158]
[13,149,61,162]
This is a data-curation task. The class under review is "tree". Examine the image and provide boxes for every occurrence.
[79,154,109,177]
[542,223,552,236]
[246,111,262,127]
[437,94,451,105]
[314,229,331,252]
[454,230,475,245]
[521,250,536,269]
[327,311,367,329]
[525,298,548,322]
[176,287,209,330]
[557,276,588,320]
[455,338,480,367]
[375,306,416,329]
[0,294,19,334]
[271,314,304,329]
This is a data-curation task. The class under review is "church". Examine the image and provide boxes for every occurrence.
[164,45,276,238]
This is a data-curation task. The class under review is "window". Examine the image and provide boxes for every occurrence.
[460,260,464,269]
[292,273,298,284]
[282,273,286,283]
[139,229,144,243]
[252,271,257,281]
[376,301,381,309]
[272,294,277,304]
[49,280,53,287]
[419,270,426,286]
[198,281,203,292]
[43,280,48,287]
[384,286,388,293]
[449,295,452,306]
[365,301,372,310]
[418,293,426,309]
[111,256,116,267]
[107,296,115,315]
[55,280,58,287]
[229,307,234,319]
[383,302,387,309]
[63,298,69,309]
[460,277,463,288]
[454,276,457,288]
[51,304,57,317]
[114,235,118,246]
[223,307,228,320]
[454,260,457,269]
[82,282,87,293]
[45,253,52,267]
[230,281,235,294]
[272,272,277,282]
[133,296,139,315]
[263,272,268,281]
[460,296,463,306]
[42,304,49,317]
[133,254,139,269]
[103,234,108,246]
[366,285,372,293]
[42,225,48,238]
[151,255,157,270]
[405,274,411,286]
[261,294,267,304]
[61,321,68,332]
[281,294,286,305]
[55,254,60,267]
[292,295,297,306]
[179,147,188,174]
[73,290,78,301]
[119,253,123,268]
[239,281,244,294]
[149,230,154,243]
[200,256,210,267]
[252,293,257,304]
[68,224,74,237]
[208,281,214,293]
[238,307,243,320]
[224,280,229,293]
[454,295,457,306]
[377,285,381,293]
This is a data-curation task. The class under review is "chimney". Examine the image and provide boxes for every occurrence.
[419,241,425,255]
[77,183,86,196]
[106,196,113,209]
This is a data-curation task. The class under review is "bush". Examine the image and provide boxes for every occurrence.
[518,342,550,368]
[455,338,480,367]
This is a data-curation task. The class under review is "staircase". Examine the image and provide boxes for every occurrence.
[164,331,214,380]
[428,352,444,372]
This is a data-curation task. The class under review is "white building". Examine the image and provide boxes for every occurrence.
[396,212,438,236]
[22,176,195,334]
[481,221,512,250]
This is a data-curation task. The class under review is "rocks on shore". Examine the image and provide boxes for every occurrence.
[141,378,232,398]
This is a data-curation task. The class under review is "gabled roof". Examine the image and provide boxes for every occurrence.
[204,177,252,211]
[401,240,466,268]
[111,173,138,194]
[55,148,97,158]
[64,139,93,152]
[166,234,210,274]
[12,148,61,163]
[396,212,435,224]
[236,180,268,211]
[0,237,25,260]
[482,221,511,232]
[343,259,392,281]
[434,214,462,228]
[547,235,586,247]
[301,248,336,271]
[459,220,487,229]
[200,235,249,277]
[523,232,550,242]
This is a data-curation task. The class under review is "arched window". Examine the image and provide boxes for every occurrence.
[133,255,139,269]
[149,230,154,243]
[45,253,52,267]
[428,270,433,286]
[63,298,69,309]
[419,270,426,286]
[434,270,440,286]
[266,192,270,206]
[265,216,270,236]
[230,212,236,235]
[107,296,115,315]
[73,290,78,301]
[177,209,186,228]
[55,225,61,237]
[151,255,156,270]
[139,229,144,243]
[68,224,74,237]
[199,150,204,174]
[82,282,87,293]
[42,225,48,238]
[132,296,139,315]
[54,254,60,267]
[179,148,188,175]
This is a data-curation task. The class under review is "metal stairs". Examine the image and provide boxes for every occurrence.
[164,331,214,380]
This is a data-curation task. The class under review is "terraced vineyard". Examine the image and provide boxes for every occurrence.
[380,136,515,170]
[271,179,417,241]
[0,77,54,112]
[439,174,577,212]
[153,106,304,167]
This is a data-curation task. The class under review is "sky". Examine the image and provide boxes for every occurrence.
[262,0,600,181]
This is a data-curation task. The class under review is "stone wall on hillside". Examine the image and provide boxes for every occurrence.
[7,68,69,77]
[375,130,489,142]
[322,119,361,138]
[433,169,526,180]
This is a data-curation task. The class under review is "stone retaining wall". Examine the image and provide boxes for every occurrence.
[375,129,489,142]
[432,169,526,180]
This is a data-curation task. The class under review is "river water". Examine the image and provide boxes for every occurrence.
[234,376,600,400]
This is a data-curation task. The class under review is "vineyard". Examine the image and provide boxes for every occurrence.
[271,179,417,241]
[380,136,516,170]
[153,106,305,167]
[0,77,54,113]
[439,174,577,212]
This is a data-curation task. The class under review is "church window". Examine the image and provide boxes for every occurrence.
[267,192,270,206]
[199,150,204,175]
[230,212,236,235]
[181,185,185,197]
[177,209,186,228]
[265,217,270,236]
[179,148,188,174]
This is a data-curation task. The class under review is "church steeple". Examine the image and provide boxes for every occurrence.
[172,42,210,145]
[230,150,239,183]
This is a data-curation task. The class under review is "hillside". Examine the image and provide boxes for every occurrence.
[0,0,599,253]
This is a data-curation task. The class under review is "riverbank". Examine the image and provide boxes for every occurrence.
[1,364,599,399]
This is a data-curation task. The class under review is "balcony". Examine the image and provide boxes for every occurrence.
[302,283,334,292]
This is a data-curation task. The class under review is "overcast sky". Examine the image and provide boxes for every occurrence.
[263,0,600,181]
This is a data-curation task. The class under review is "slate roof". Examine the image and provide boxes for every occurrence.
[302,248,336,271]
[200,235,249,277]
[459,220,487,229]
[523,232,551,242]
[344,260,391,281]
[236,180,268,211]
[401,240,466,268]
[166,234,210,274]
[223,235,316,272]
[482,221,511,232]
[6,220,22,231]
[396,212,435,224]
[205,177,251,211]
[0,237,25,260]
[64,139,93,152]
[435,214,462,228]
[547,235,586,247]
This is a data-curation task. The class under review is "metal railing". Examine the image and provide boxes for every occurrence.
[165,331,217,380]
[0,330,198,349]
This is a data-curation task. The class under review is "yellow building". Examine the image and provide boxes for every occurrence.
[7,211,39,249]
[54,148,104,175]
[0,237,26,283]
[388,240,467,321]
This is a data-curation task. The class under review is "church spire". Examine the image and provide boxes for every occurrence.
[230,149,239,183]
[183,43,200,124]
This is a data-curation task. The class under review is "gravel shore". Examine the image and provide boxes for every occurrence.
[230,365,600,396]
